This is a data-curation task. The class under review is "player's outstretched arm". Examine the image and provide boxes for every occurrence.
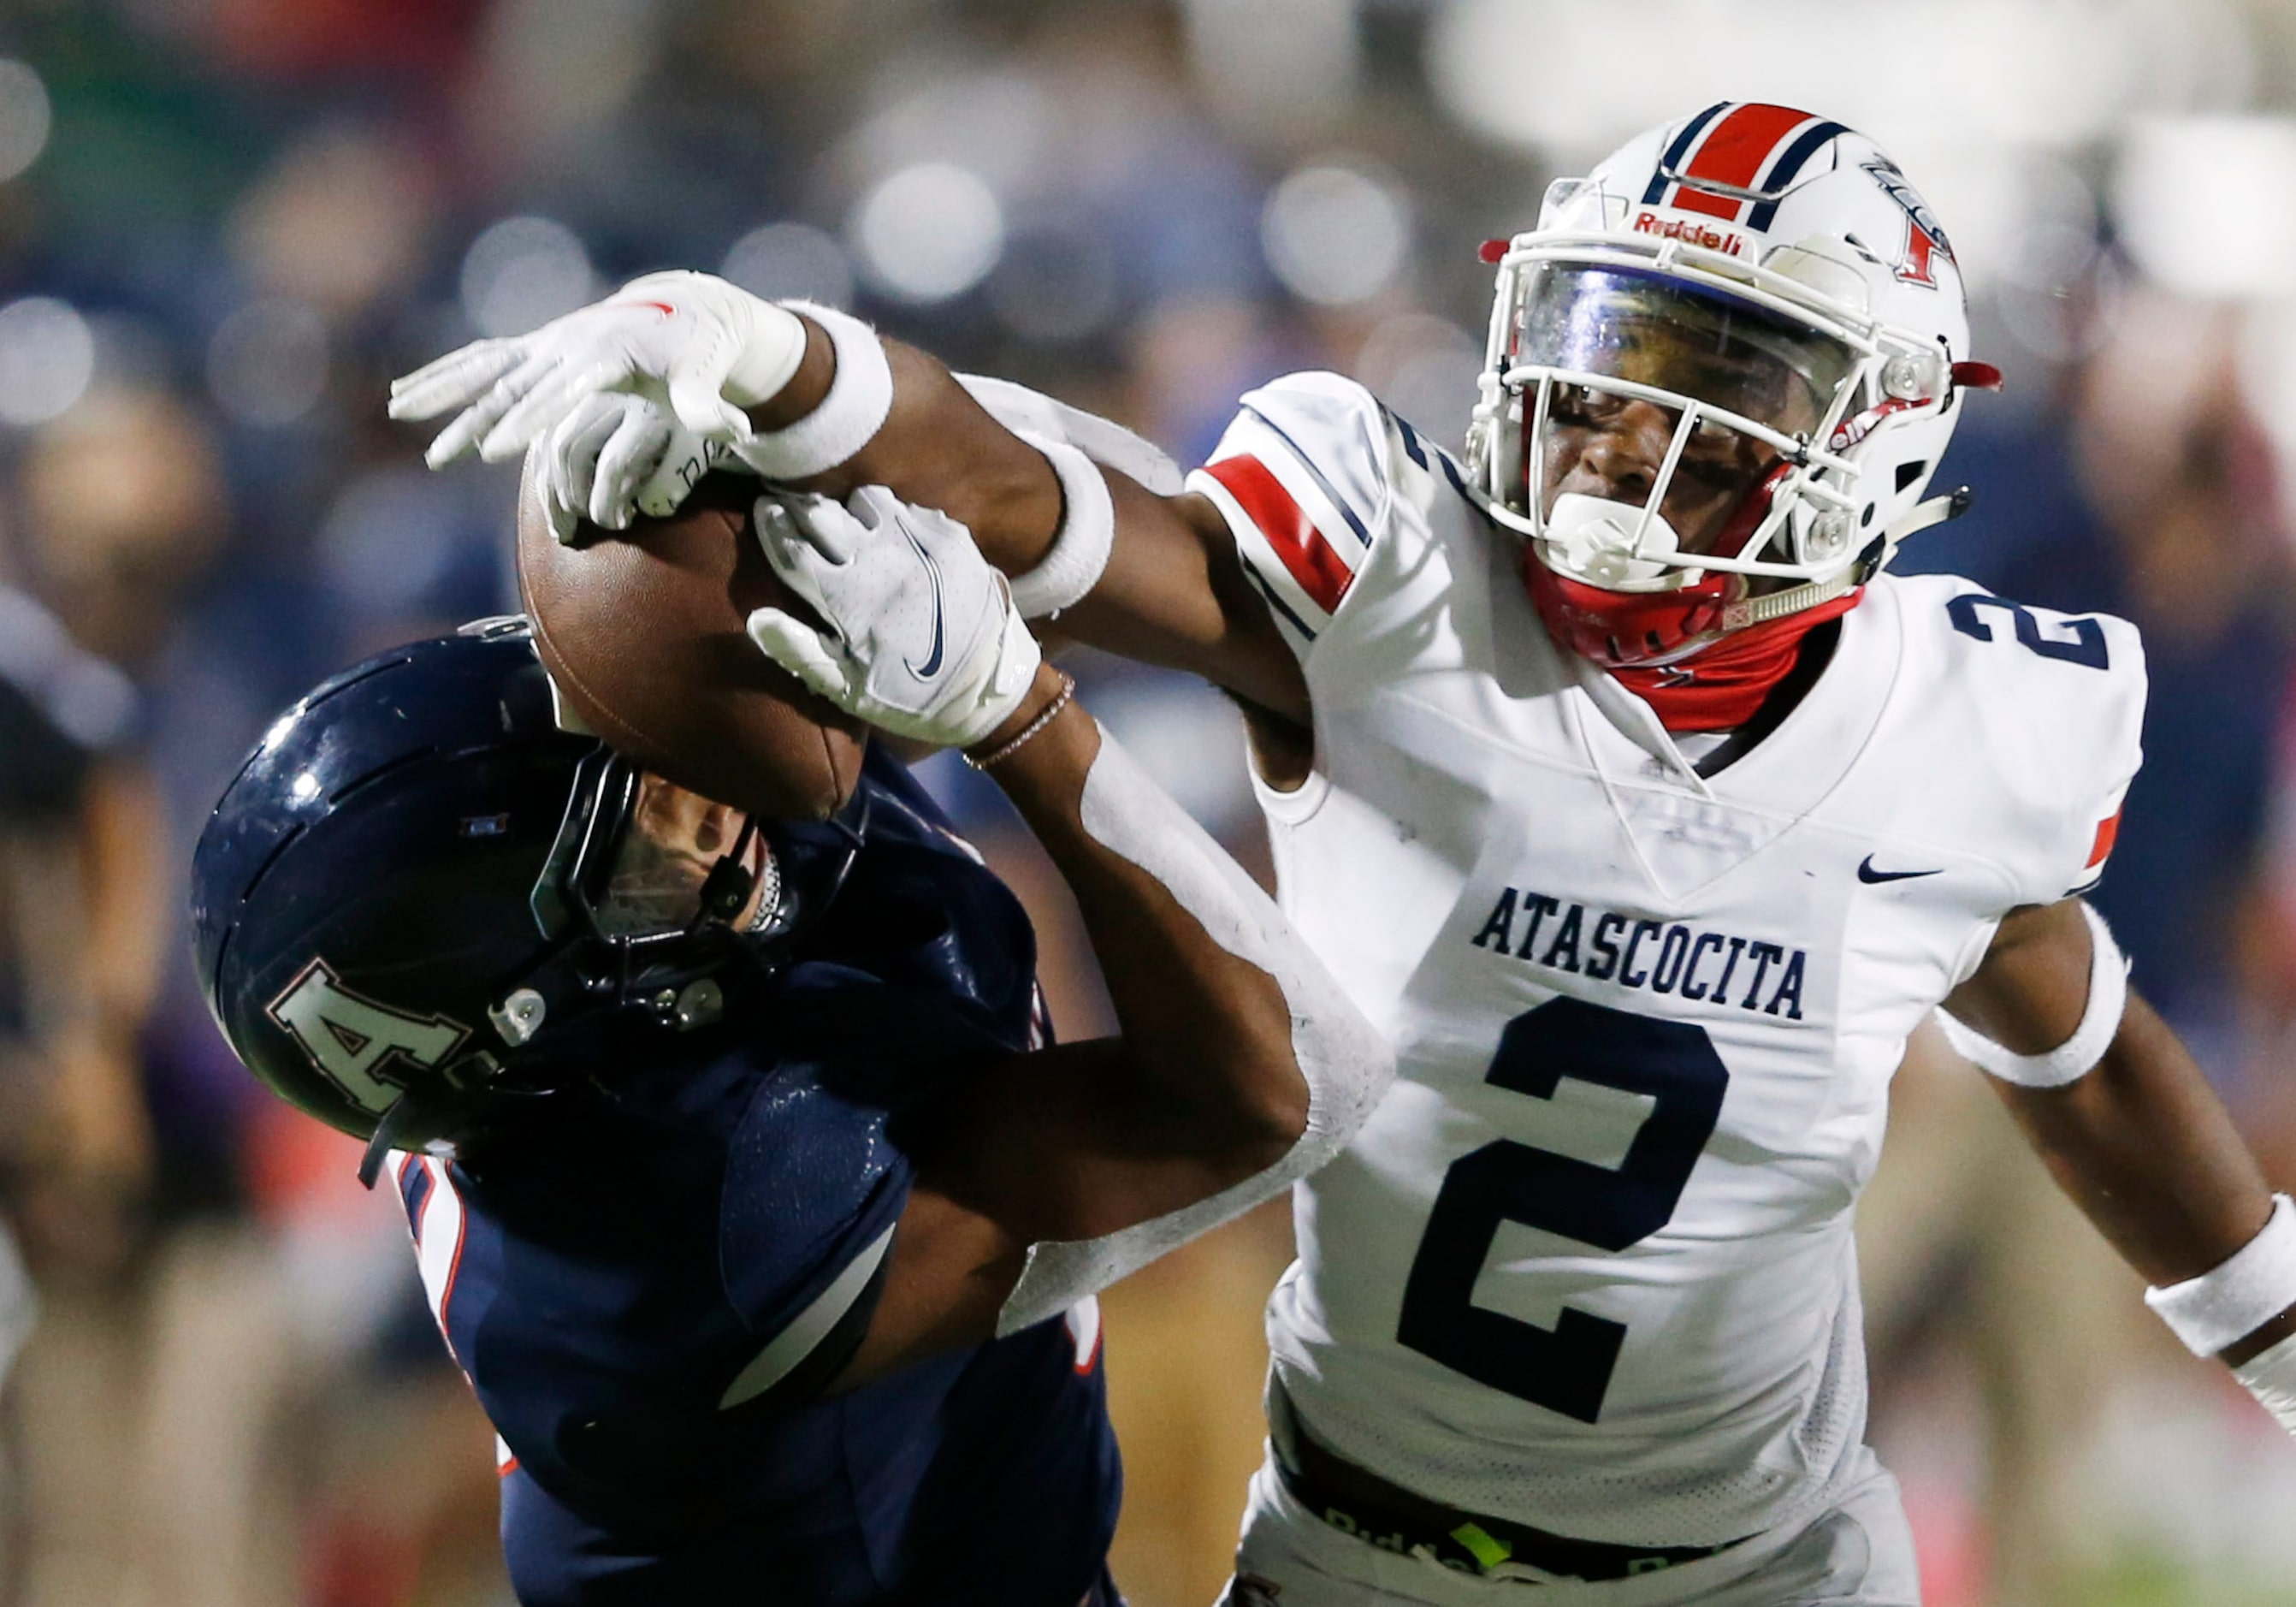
[743,488,1390,1388]
[1941,899,2296,1420]
[762,325,1308,716]
[392,274,1309,722]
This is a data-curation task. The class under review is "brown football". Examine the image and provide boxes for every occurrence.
[516,465,867,820]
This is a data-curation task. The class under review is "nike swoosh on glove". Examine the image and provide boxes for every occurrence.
[531,390,743,543]
[389,270,806,468]
[746,488,1040,750]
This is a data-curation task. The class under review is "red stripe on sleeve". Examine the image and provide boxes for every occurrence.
[2086,808,2122,869]
[1672,102,1811,217]
[1204,454,1354,615]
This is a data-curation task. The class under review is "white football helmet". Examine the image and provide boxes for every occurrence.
[1465,103,1997,667]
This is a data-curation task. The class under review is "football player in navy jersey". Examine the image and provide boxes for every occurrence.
[192,488,1390,1605]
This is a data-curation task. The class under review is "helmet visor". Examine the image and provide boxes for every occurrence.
[1513,264,1859,435]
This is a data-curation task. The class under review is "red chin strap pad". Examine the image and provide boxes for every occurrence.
[1521,548,1732,667]
[1610,587,1861,730]
[1514,454,1790,669]
[1520,544,1863,732]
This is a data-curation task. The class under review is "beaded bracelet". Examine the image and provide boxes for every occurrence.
[965,672,1076,771]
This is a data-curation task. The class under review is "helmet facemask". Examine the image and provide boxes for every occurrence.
[1470,214,1966,667]
[594,771,784,942]
[352,750,866,1186]
[518,749,858,1029]
[1521,263,1857,572]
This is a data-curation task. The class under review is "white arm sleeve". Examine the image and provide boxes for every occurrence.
[993,727,1394,1336]
[944,374,1182,617]
[953,373,1185,495]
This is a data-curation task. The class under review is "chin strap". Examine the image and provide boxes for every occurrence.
[358,1103,413,1190]
[1613,587,1861,732]
[1717,488,1970,632]
[1872,487,1972,561]
[1719,566,1857,632]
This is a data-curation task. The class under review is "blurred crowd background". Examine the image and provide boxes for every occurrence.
[3,0,2296,1603]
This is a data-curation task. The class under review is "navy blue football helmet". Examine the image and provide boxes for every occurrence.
[191,618,864,1183]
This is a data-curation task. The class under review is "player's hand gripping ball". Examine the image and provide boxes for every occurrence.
[516,461,867,820]
[527,390,745,544]
[748,489,1041,750]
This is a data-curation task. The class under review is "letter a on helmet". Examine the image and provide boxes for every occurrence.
[268,958,470,1113]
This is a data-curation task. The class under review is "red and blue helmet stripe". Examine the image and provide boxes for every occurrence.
[1640,102,1852,232]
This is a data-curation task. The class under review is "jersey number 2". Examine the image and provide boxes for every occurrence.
[1945,594,2109,669]
[1396,997,1728,1423]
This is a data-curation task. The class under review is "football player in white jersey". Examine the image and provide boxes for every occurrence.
[396,103,2296,1606]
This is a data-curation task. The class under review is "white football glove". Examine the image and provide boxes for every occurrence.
[533,391,742,544]
[747,488,1040,750]
[389,270,806,468]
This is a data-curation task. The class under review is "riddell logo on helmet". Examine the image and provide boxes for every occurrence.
[1631,211,1748,257]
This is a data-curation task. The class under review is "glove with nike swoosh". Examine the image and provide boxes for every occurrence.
[747,487,1040,749]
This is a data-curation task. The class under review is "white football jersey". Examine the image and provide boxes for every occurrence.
[1187,371,2145,1548]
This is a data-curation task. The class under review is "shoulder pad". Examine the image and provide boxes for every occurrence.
[1186,371,1395,644]
[1891,574,2147,904]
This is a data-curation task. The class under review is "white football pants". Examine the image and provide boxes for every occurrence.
[1219,1444,1920,1607]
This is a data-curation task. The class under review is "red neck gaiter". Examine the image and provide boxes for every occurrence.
[1608,590,1861,732]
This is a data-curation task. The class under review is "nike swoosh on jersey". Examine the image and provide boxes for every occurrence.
[1857,855,1941,884]
[900,528,947,679]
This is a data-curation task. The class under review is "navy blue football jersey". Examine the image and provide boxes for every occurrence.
[383,752,1122,1605]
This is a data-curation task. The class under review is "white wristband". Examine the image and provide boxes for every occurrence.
[2234,1330,2296,1438]
[2146,1195,2296,1357]
[729,302,894,481]
[1933,901,2127,1088]
[720,294,808,407]
[1005,431,1115,620]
